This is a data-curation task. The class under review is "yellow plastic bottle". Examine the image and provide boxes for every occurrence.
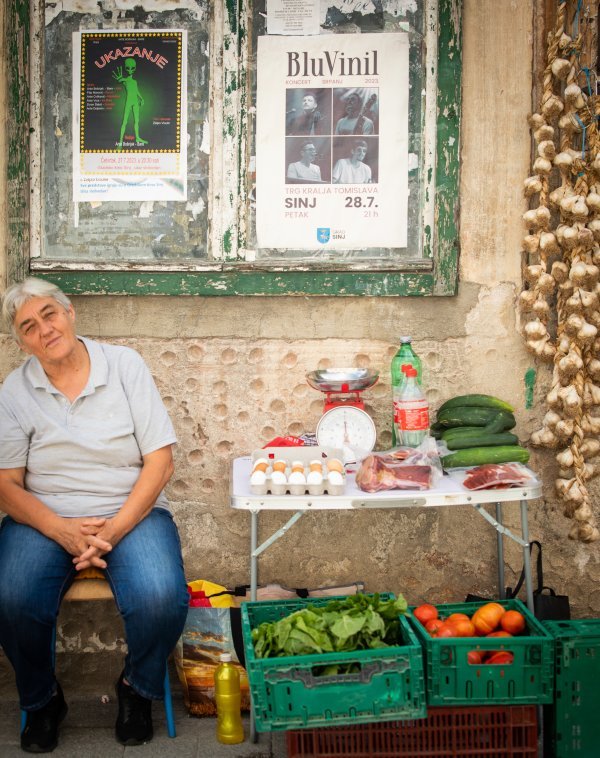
[215,652,244,744]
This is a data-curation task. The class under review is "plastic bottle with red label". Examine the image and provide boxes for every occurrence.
[391,337,422,446]
[395,365,429,447]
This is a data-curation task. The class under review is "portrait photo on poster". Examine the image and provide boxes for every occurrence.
[332,137,378,184]
[285,89,332,136]
[285,137,331,184]
[333,88,379,136]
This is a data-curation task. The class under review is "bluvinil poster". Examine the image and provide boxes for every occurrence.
[73,30,187,202]
[256,33,408,250]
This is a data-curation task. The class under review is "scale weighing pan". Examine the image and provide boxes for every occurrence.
[306,368,379,393]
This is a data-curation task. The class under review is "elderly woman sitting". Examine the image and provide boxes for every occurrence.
[0,278,189,753]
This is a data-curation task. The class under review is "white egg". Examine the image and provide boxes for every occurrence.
[307,470,323,485]
[270,470,287,484]
[250,470,267,485]
[288,471,307,484]
[327,471,344,486]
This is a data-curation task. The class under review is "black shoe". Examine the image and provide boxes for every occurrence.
[115,671,153,746]
[21,683,68,753]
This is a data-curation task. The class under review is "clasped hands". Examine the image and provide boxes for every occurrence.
[57,517,119,571]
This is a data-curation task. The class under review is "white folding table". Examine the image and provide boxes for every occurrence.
[230,456,543,611]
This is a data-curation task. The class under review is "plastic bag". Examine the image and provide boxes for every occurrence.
[235,580,365,601]
[355,437,443,492]
[174,580,250,717]
[460,462,536,490]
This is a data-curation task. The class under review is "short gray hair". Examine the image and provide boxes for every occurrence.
[2,278,72,339]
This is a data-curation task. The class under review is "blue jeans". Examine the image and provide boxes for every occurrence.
[0,508,189,710]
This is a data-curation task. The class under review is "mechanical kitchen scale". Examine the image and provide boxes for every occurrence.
[306,368,379,463]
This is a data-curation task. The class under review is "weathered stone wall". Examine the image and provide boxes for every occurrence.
[1,1,599,677]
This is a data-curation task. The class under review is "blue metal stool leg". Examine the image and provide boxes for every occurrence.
[163,666,176,738]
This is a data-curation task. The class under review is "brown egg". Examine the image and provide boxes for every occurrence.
[309,462,322,473]
[327,459,344,473]
[253,461,268,473]
[273,460,287,472]
[291,464,305,473]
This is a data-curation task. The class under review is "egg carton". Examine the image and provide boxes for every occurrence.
[250,446,346,497]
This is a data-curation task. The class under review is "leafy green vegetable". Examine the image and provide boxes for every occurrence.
[251,593,407,668]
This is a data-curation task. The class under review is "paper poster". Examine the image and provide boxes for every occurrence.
[256,33,408,250]
[267,0,321,35]
[73,30,187,202]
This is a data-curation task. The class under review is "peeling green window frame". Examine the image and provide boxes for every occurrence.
[5,0,461,297]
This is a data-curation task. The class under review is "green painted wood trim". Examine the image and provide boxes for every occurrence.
[5,0,30,285]
[34,270,434,296]
[7,1,461,298]
[433,0,462,296]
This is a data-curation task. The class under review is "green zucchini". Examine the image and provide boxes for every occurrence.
[430,421,446,440]
[442,426,491,441]
[438,394,514,414]
[436,407,516,431]
[442,445,530,468]
[484,412,513,434]
[445,432,519,450]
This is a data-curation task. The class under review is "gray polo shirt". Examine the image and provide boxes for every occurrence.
[0,337,177,518]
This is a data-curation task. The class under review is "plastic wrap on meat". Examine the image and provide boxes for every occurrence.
[356,454,433,492]
[463,463,535,490]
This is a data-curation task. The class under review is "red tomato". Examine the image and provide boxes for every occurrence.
[446,613,470,624]
[434,622,457,638]
[449,618,476,637]
[467,650,483,665]
[426,618,445,635]
[471,602,505,635]
[413,603,439,626]
[500,610,526,635]
[487,631,512,637]
[485,651,514,665]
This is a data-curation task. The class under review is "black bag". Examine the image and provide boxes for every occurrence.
[467,541,570,621]
[508,540,570,621]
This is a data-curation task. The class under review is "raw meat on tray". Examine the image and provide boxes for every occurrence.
[462,463,535,490]
[356,453,433,492]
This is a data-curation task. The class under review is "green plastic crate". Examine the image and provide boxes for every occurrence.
[408,599,554,706]
[543,618,600,758]
[241,594,426,732]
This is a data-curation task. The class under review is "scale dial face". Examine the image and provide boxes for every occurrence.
[316,406,377,462]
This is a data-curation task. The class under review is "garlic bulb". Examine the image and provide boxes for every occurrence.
[538,140,556,160]
[551,57,571,80]
[551,260,569,282]
[525,264,544,283]
[533,157,553,176]
[580,438,600,458]
[531,428,558,447]
[554,151,573,170]
[581,414,600,434]
[564,82,582,104]
[542,94,564,119]
[555,418,575,439]
[556,448,574,467]
[537,273,556,295]
[524,319,548,339]
[534,124,554,142]
[539,231,559,254]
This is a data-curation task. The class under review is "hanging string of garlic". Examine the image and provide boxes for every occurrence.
[520,0,600,542]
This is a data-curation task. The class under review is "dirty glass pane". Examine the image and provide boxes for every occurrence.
[39,1,210,263]
[242,0,428,265]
